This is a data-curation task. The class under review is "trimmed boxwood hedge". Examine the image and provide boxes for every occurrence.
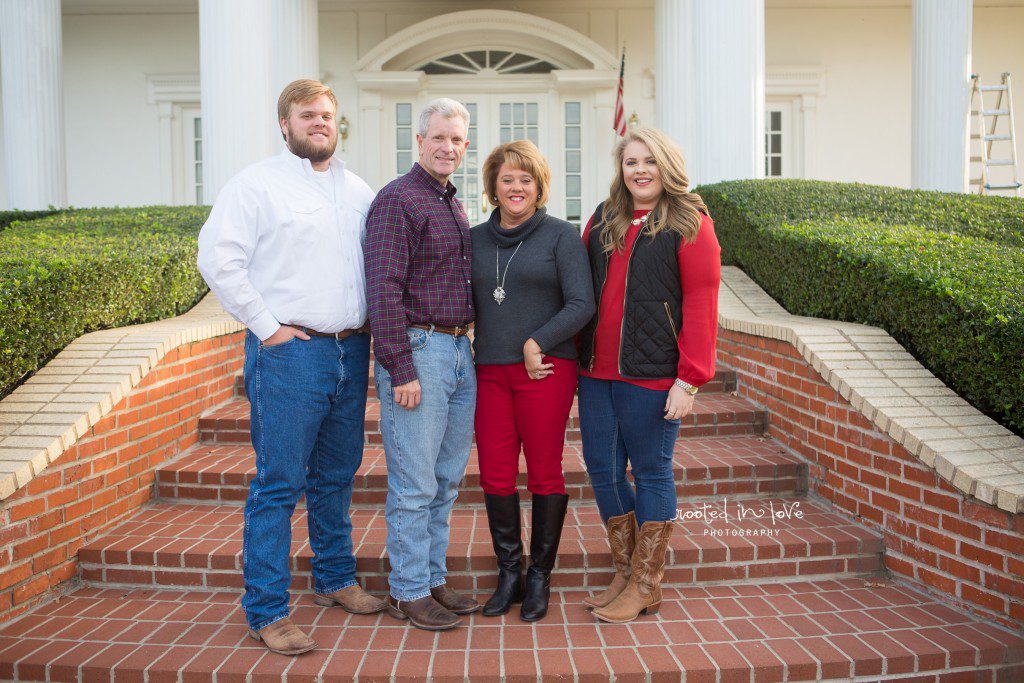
[0,209,60,233]
[698,179,1024,435]
[0,206,211,398]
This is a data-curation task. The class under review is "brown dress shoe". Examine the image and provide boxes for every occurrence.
[583,511,636,609]
[387,595,462,631]
[430,584,481,615]
[593,519,674,624]
[246,617,316,656]
[313,584,387,614]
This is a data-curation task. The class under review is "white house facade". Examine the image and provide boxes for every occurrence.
[1,0,1022,220]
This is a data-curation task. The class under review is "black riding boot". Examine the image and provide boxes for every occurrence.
[520,492,569,622]
[483,492,526,616]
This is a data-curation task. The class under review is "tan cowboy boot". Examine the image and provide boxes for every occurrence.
[313,584,387,614]
[583,511,636,609]
[247,617,316,655]
[592,519,673,624]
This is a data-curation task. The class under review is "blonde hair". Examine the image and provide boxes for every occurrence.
[277,79,337,124]
[599,126,707,254]
[482,140,552,209]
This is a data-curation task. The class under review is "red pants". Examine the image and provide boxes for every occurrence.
[474,357,577,496]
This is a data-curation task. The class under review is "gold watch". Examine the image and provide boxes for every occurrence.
[674,378,699,395]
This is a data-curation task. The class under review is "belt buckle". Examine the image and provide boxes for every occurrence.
[453,325,467,336]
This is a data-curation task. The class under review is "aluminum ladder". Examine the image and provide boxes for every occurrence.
[969,72,1022,197]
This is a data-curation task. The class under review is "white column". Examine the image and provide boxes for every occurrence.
[912,0,972,193]
[0,0,66,209]
[272,0,319,98]
[691,0,765,185]
[655,0,697,171]
[199,0,274,204]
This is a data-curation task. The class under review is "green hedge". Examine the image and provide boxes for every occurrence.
[0,209,60,233]
[0,206,211,398]
[699,179,1024,435]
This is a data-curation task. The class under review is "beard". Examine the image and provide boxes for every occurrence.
[285,123,339,164]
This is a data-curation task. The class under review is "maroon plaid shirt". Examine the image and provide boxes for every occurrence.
[365,162,474,385]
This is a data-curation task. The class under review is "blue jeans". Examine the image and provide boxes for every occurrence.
[577,376,679,526]
[241,330,370,631]
[375,327,476,601]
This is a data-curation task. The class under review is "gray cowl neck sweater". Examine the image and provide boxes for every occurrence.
[470,207,596,364]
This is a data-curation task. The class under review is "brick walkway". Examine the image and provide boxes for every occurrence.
[1,579,1021,681]
[2,367,1022,681]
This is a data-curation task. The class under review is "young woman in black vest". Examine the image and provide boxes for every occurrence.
[578,126,721,623]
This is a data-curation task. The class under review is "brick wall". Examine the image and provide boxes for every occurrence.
[0,333,244,623]
[719,329,1024,630]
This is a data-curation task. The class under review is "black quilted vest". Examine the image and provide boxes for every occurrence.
[578,203,683,378]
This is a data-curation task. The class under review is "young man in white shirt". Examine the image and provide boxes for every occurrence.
[198,79,382,656]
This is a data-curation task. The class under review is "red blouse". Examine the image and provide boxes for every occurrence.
[580,209,721,391]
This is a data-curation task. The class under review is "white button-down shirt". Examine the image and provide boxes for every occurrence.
[198,148,375,340]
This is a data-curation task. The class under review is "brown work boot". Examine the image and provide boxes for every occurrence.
[387,595,462,631]
[592,519,673,624]
[313,584,387,614]
[430,583,481,615]
[246,617,316,655]
[583,511,636,609]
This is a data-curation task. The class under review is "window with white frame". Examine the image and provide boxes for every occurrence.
[764,103,795,178]
[176,106,203,205]
[419,50,557,75]
[763,66,826,180]
[192,117,203,204]
[564,102,583,229]
[396,103,414,177]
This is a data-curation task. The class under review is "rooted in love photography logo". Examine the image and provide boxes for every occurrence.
[673,499,805,537]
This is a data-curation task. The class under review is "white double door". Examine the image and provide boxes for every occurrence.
[447,94,551,226]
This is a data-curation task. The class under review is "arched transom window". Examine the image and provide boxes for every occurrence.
[418,50,558,75]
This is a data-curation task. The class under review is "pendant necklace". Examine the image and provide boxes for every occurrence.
[631,211,652,227]
[493,241,524,305]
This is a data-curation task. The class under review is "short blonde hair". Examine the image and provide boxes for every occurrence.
[482,140,551,209]
[277,79,337,123]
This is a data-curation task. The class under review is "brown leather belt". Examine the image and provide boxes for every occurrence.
[298,325,368,340]
[409,323,470,337]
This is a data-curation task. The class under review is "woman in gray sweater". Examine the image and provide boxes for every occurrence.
[471,140,595,622]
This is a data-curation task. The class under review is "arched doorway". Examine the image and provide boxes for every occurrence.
[354,10,619,228]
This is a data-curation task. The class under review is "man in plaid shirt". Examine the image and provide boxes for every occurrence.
[365,98,480,631]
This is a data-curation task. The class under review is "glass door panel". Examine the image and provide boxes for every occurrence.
[449,101,483,224]
[499,101,539,145]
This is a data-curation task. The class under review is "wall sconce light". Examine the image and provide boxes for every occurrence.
[628,112,640,129]
[338,114,350,151]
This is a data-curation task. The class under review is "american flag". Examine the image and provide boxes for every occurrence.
[613,47,626,137]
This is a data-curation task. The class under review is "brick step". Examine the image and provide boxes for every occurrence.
[2,579,1022,682]
[199,392,767,445]
[79,498,884,594]
[231,367,739,399]
[157,436,808,505]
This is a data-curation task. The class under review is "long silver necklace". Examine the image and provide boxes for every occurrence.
[493,241,524,305]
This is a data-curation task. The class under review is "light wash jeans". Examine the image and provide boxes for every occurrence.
[578,376,680,526]
[375,326,476,601]
[241,330,370,631]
